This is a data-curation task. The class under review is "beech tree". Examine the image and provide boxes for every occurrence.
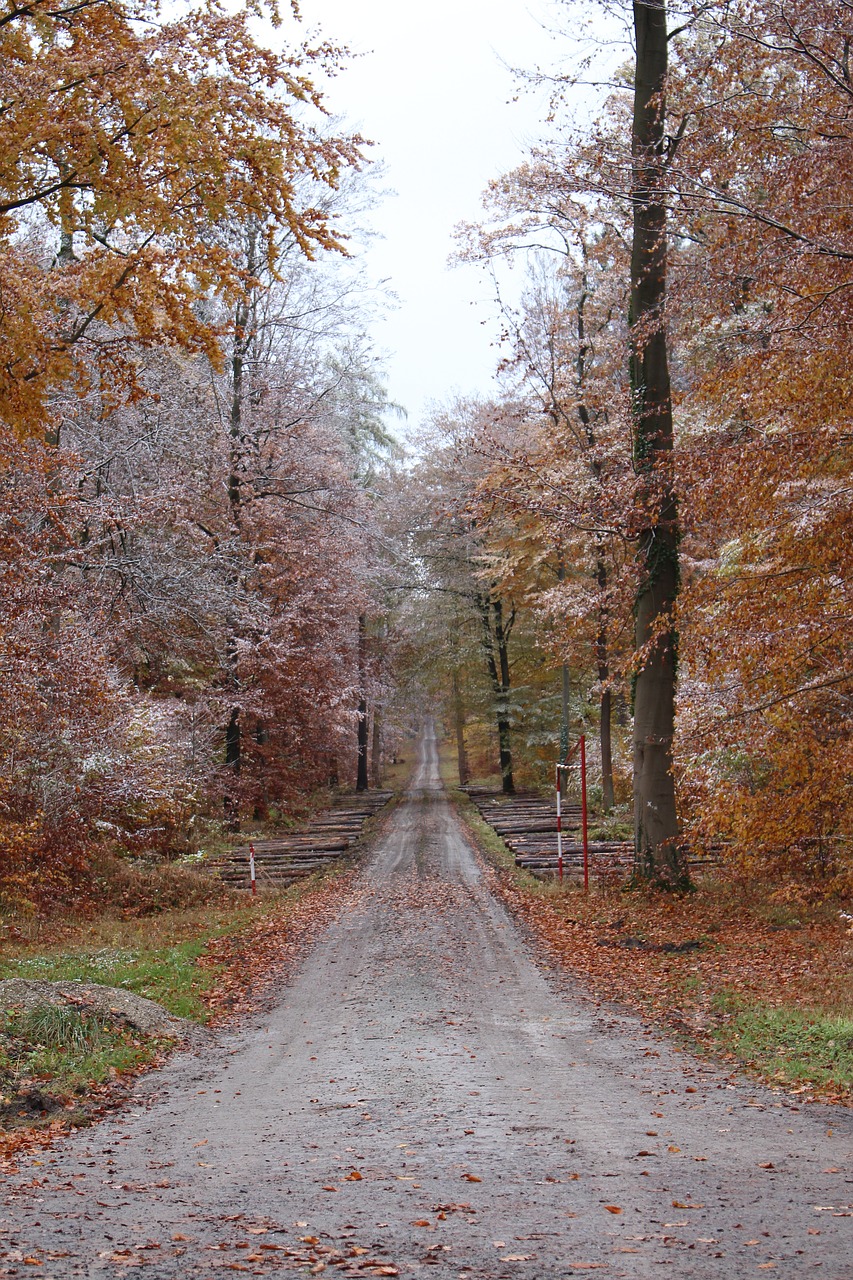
[0,0,363,434]
[660,1,853,875]
[628,0,685,885]
[457,203,636,811]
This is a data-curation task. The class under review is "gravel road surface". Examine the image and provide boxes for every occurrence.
[2,724,850,1278]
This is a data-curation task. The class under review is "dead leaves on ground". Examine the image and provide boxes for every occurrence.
[487,867,851,1104]
[201,878,366,1024]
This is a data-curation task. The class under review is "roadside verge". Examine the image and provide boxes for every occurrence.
[450,786,853,1108]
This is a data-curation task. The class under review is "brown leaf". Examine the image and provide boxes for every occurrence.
[462,1173,482,1182]
[604,1205,622,1214]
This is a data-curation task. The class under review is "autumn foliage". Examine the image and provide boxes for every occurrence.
[443,0,852,892]
[0,0,363,435]
[0,0,396,912]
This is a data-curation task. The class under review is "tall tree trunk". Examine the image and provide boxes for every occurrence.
[224,704,241,830]
[452,668,470,786]
[557,555,571,760]
[356,613,369,792]
[595,549,615,811]
[478,591,515,795]
[224,289,250,797]
[630,0,686,886]
[370,704,382,787]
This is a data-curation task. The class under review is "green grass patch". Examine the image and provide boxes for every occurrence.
[1,941,215,1022]
[0,900,273,1023]
[710,994,853,1093]
[0,1005,168,1103]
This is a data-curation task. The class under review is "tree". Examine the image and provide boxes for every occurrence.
[628,0,685,885]
[658,1,853,878]
[0,0,363,434]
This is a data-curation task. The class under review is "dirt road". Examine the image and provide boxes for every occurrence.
[2,725,851,1277]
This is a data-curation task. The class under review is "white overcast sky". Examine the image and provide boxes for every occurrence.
[295,0,585,430]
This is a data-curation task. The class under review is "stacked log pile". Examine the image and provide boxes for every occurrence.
[464,789,718,879]
[464,789,631,879]
[208,791,393,890]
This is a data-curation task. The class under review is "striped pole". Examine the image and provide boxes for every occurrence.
[249,843,256,897]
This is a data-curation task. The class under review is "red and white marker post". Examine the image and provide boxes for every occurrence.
[249,843,256,897]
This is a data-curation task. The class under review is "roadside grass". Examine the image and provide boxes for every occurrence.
[0,1006,171,1108]
[0,899,267,1023]
[449,784,853,1104]
[709,997,853,1095]
[0,862,356,1136]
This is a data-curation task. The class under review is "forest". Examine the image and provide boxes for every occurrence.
[0,0,850,917]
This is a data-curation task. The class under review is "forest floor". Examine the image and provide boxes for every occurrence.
[0,722,850,1278]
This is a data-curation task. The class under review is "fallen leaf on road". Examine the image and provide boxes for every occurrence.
[604,1205,622,1214]
[345,1170,363,1181]
[322,1185,338,1192]
[412,1220,431,1228]
[502,1254,534,1262]
[757,1264,776,1270]
[667,1145,681,1154]
[462,1173,482,1182]
[758,1161,775,1169]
